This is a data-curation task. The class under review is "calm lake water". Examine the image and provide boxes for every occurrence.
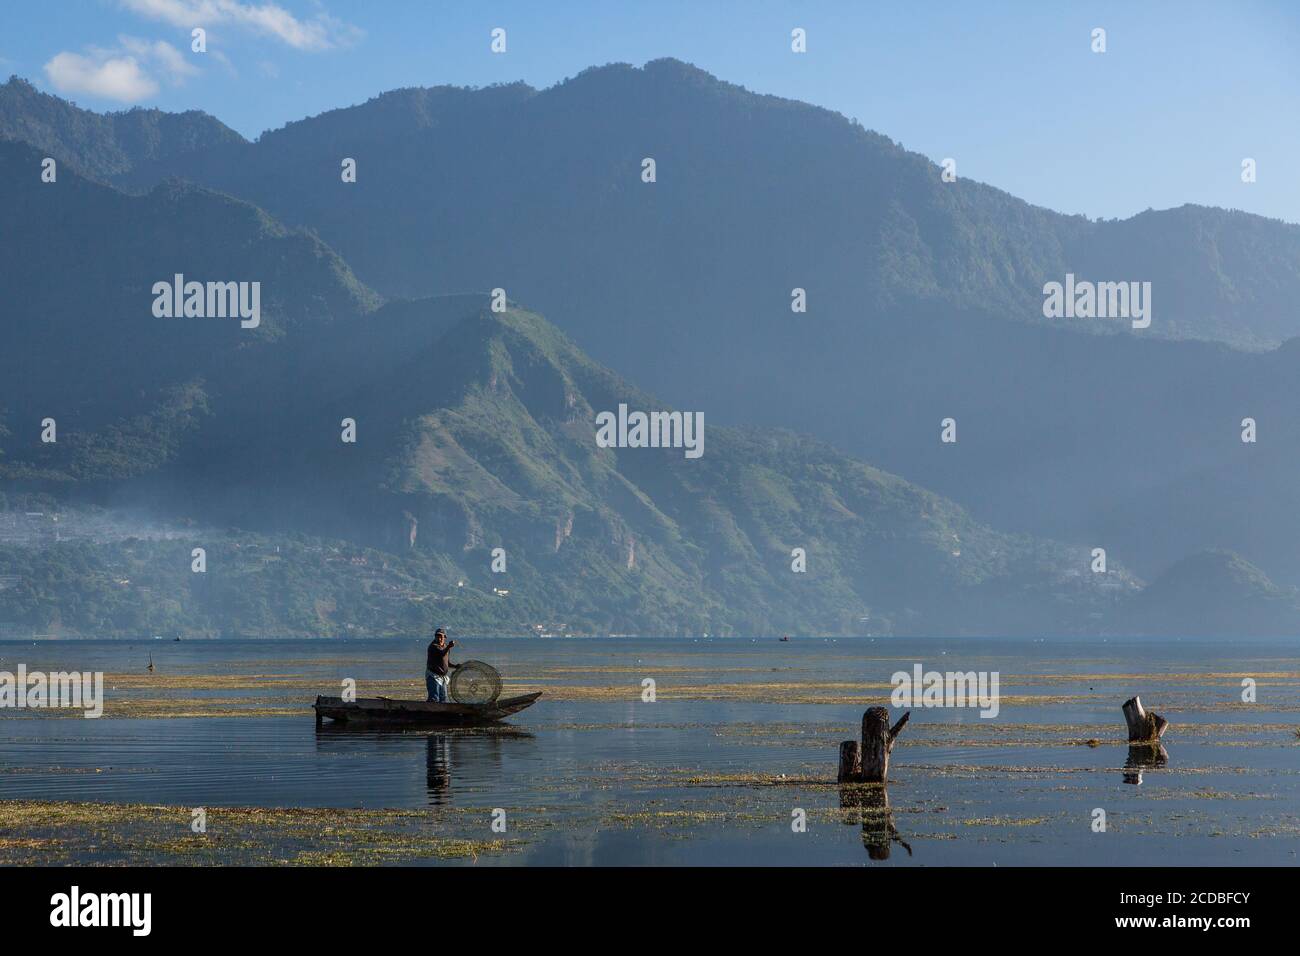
[1,637,1298,865]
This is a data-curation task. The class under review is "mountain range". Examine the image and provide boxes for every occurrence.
[2,63,1298,637]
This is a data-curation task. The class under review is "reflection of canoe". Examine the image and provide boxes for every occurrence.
[314,692,542,726]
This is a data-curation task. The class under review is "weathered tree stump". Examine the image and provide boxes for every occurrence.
[837,740,862,784]
[837,708,910,783]
[861,706,909,783]
[1122,696,1169,743]
[836,708,913,857]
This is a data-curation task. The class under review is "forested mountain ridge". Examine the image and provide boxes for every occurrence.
[3,63,1298,636]
[0,75,243,180]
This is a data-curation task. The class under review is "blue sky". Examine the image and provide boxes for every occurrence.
[4,0,1297,223]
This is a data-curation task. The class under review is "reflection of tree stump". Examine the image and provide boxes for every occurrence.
[838,783,912,860]
[838,784,865,813]
[1122,696,1169,743]
[1122,742,1169,785]
[839,707,909,784]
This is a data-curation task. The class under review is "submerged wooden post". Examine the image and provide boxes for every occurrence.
[837,741,862,783]
[860,706,910,784]
[1122,696,1169,743]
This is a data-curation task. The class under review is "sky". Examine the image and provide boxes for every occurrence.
[3,0,1297,224]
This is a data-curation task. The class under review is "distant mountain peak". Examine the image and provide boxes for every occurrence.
[0,75,244,180]
[1115,548,1300,636]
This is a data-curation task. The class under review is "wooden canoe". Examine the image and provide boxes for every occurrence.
[313,691,542,726]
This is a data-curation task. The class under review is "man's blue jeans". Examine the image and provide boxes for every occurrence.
[426,670,449,703]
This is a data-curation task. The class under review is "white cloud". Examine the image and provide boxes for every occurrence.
[43,36,200,103]
[120,0,361,51]
[210,49,238,76]
[43,50,159,101]
[119,35,199,83]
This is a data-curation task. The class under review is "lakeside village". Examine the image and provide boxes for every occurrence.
[0,508,579,640]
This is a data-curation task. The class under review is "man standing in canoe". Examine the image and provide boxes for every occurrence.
[426,628,460,703]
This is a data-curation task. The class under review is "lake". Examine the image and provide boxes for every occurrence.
[1,637,1297,865]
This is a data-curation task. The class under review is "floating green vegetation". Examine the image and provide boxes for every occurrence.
[0,800,524,866]
[674,771,830,787]
[958,816,1049,827]
[1144,788,1275,802]
[2,656,1293,720]
[604,809,730,828]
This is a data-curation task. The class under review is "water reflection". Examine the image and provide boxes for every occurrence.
[1122,743,1169,785]
[313,725,536,806]
[427,733,451,799]
[839,784,912,860]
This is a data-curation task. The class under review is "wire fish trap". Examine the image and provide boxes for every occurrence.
[450,660,503,705]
